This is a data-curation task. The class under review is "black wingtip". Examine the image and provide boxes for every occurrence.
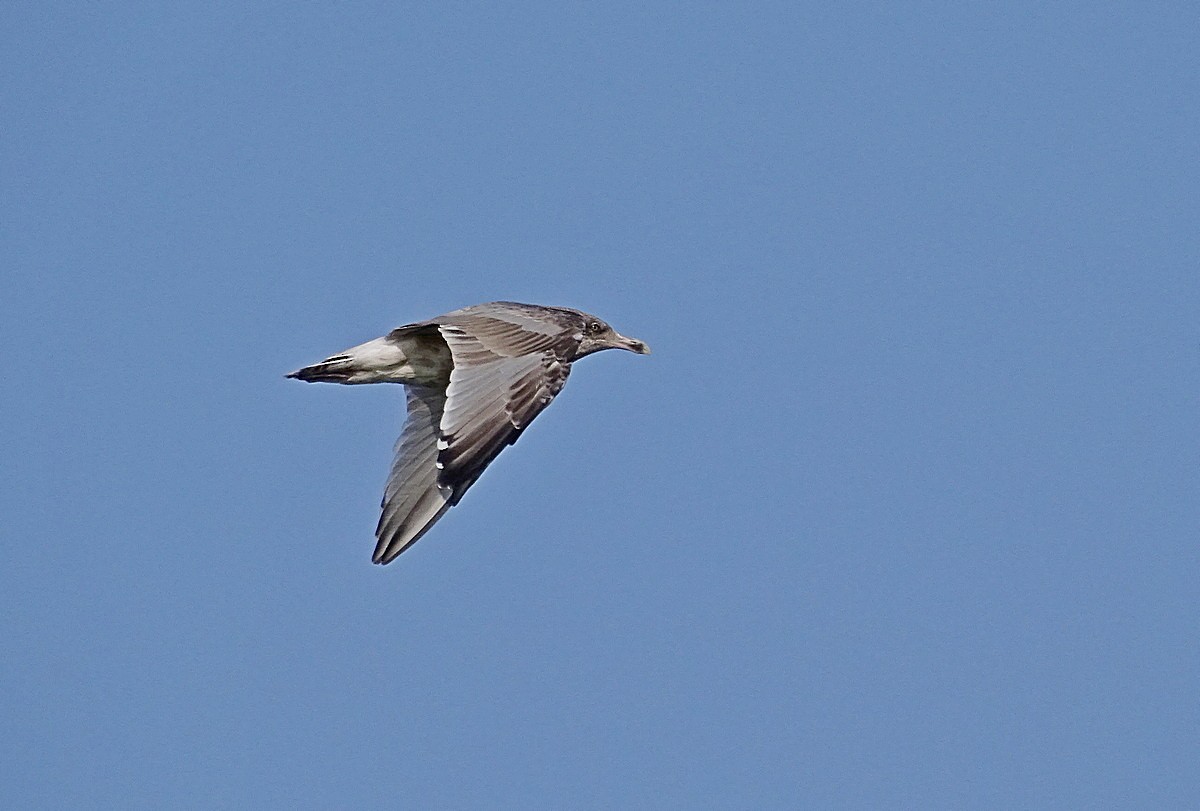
[371,537,394,565]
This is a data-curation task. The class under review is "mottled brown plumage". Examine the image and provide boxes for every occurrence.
[288,301,650,564]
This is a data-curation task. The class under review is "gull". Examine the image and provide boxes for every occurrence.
[287,301,651,564]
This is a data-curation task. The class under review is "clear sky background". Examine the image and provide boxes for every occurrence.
[3,3,1197,808]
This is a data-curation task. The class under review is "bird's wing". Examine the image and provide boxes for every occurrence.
[436,323,572,501]
[373,385,453,564]
[372,319,572,565]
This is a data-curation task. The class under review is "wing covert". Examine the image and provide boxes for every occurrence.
[436,325,571,502]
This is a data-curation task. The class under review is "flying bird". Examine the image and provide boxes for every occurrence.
[287,301,651,564]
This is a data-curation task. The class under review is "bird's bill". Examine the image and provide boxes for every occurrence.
[613,332,651,354]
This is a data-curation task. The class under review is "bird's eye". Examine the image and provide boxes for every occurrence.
[588,321,603,333]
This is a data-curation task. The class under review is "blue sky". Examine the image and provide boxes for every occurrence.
[3,2,1197,808]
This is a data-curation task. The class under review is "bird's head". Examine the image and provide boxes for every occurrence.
[575,316,651,358]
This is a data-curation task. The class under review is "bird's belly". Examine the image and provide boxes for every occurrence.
[391,335,453,386]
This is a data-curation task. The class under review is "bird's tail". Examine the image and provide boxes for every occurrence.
[286,336,428,385]
[286,355,357,383]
